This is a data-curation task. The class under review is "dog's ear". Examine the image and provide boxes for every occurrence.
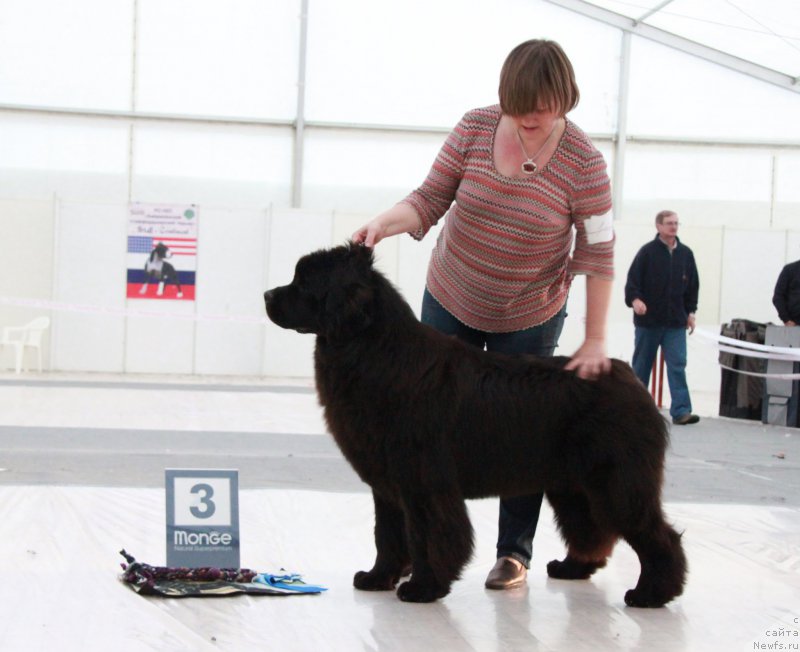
[320,246,375,341]
[323,281,373,341]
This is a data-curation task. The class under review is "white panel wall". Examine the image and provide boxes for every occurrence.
[628,37,800,141]
[302,129,443,215]
[621,144,775,228]
[125,304,196,374]
[0,199,55,371]
[194,207,269,376]
[136,0,299,119]
[0,0,132,110]
[305,0,620,133]
[53,201,127,372]
[4,195,800,409]
[132,123,294,210]
[261,209,335,377]
[0,114,131,203]
[720,229,788,326]
[788,232,800,263]
[775,154,800,229]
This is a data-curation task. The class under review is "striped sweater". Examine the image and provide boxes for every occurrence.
[403,105,614,333]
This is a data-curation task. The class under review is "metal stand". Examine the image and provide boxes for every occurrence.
[763,325,800,427]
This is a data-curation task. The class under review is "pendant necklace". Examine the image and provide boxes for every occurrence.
[516,120,560,176]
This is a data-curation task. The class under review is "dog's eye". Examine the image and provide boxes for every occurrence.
[292,278,319,301]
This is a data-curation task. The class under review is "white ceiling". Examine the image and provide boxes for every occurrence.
[579,0,800,78]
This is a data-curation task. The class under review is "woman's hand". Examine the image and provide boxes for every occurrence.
[564,337,612,380]
[352,203,421,248]
[352,219,388,248]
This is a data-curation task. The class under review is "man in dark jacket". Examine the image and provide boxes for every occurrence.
[773,260,800,326]
[625,210,700,425]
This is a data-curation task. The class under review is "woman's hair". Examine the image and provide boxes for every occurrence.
[498,39,580,117]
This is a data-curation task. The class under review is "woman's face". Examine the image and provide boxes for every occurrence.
[509,107,562,138]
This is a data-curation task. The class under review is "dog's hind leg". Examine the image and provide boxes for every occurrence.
[546,490,618,581]
[165,267,183,297]
[354,491,411,591]
[395,491,474,603]
[620,513,687,608]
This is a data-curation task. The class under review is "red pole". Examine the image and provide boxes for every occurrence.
[650,356,657,397]
[650,348,665,408]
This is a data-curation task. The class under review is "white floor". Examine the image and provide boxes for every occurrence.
[1,373,799,652]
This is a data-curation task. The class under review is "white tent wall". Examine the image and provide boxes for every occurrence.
[52,201,128,373]
[621,144,777,227]
[0,113,131,203]
[626,37,800,142]
[0,199,56,370]
[0,196,798,402]
[1,0,799,410]
[303,0,621,133]
[131,122,295,210]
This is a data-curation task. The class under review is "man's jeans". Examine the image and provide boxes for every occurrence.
[632,326,692,420]
[420,288,566,568]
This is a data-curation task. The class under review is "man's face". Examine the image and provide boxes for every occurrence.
[657,214,679,239]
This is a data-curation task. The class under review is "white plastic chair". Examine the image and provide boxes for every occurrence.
[1,316,50,374]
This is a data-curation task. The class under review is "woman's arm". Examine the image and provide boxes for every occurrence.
[564,275,613,379]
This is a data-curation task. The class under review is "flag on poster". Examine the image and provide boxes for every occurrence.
[126,203,198,301]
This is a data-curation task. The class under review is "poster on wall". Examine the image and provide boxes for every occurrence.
[126,203,198,301]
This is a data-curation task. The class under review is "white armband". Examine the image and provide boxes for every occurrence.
[583,211,614,245]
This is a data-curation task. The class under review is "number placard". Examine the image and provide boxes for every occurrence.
[165,469,240,568]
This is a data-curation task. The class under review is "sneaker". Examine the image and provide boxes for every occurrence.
[485,557,527,590]
[672,413,700,425]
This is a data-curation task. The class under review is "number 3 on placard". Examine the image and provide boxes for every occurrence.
[189,483,217,519]
[171,474,232,526]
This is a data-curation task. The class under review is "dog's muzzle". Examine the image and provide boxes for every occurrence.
[264,289,279,321]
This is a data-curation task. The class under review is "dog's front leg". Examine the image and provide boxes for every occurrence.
[353,490,410,591]
[395,490,474,603]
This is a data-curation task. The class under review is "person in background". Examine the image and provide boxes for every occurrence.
[625,210,699,425]
[773,258,800,326]
[352,39,615,591]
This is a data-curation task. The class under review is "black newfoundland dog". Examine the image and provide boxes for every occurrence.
[264,243,686,607]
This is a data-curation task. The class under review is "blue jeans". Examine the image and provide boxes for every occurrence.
[631,326,692,420]
[421,289,566,568]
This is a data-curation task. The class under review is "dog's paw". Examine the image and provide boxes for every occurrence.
[546,557,598,580]
[396,580,448,603]
[353,569,398,591]
[624,588,668,608]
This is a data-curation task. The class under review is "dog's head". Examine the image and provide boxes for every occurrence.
[264,242,376,341]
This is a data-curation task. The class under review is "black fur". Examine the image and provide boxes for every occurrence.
[264,243,687,607]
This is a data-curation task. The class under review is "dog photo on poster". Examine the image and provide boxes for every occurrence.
[126,203,198,301]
